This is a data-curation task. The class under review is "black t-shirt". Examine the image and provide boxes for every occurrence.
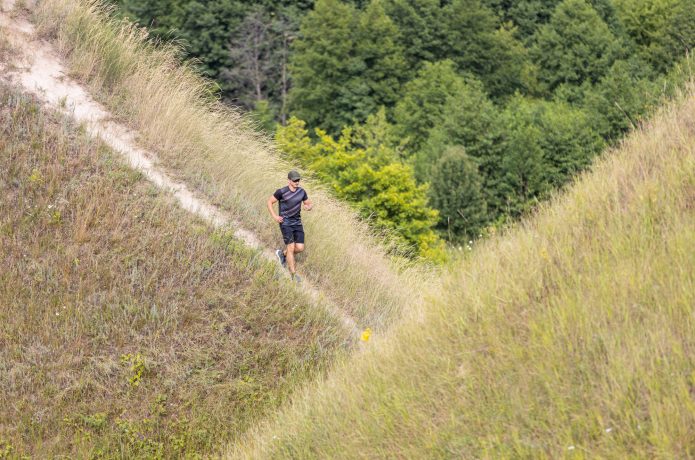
[274,186,308,226]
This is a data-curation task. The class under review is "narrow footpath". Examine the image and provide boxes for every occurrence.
[0,1,361,338]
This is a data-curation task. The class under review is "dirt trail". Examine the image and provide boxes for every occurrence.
[0,2,360,337]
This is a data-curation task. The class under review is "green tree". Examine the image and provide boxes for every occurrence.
[115,0,308,112]
[413,76,499,181]
[250,99,278,134]
[524,98,605,185]
[485,24,539,98]
[583,58,660,140]
[351,0,408,120]
[175,1,246,82]
[251,0,316,11]
[483,0,624,39]
[116,0,247,92]
[588,0,624,35]
[482,0,561,41]
[276,117,444,261]
[484,97,603,217]
[393,60,468,154]
[351,107,401,158]
[289,0,357,132]
[382,0,447,73]
[443,0,534,98]
[429,146,488,241]
[289,0,406,134]
[530,0,622,93]
[116,0,247,85]
[493,102,549,216]
[614,0,695,73]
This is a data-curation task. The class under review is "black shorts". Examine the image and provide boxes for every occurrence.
[280,224,305,245]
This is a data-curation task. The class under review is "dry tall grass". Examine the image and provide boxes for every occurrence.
[28,0,430,331]
[0,85,347,458]
[229,87,695,458]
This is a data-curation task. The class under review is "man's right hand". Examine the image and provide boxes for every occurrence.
[274,215,284,223]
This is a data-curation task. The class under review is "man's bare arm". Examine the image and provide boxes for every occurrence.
[267,196,283,223]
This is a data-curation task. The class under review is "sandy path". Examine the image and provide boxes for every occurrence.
[0,2,360,337]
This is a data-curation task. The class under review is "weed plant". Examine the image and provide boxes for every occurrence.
[0,85,346,458]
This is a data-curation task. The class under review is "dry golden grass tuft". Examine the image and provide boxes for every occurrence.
[228,87,695,458]
[0,86,347,458]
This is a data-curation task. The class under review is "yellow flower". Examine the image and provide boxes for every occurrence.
[540,248,550,261]
[361,328,372,342]
[28,168,43,183]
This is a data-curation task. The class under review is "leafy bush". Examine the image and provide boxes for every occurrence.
[276,116,445,261]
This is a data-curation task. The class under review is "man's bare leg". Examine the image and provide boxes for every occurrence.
[285,243,296,275]
[284,243,305,278]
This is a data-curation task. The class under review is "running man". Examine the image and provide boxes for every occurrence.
[267,170,313,282]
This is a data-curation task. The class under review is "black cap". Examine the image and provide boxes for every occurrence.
[288,170,301,181]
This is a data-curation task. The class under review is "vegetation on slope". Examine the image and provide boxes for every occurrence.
[113,0,695,249]
[230,87,695,458]
[29,0,427,330]
[0,85,346,458]
[4,1,693,457]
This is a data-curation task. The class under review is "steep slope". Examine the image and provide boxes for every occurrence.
[0,2,359,335]
[0,85,345,458]
[0,1,432,456]
[230,88,695,458]
[21,0,431,332]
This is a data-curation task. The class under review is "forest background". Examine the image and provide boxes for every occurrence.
[112,0,695,261]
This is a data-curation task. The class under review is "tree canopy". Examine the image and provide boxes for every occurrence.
[113,0,693,260]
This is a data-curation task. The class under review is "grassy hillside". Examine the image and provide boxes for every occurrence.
[230,88,695,458]
[26,0,430,331]
[4,1,693,458]
[0,84,347,458]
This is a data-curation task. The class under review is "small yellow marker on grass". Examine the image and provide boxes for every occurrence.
[361,328,372,342]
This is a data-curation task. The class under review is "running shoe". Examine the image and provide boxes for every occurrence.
[275,249,286,267]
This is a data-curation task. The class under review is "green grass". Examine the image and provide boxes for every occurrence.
[29,0,430,332]
[0,85,347,458]
[5,1,694,457]
[229,87,695,458]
